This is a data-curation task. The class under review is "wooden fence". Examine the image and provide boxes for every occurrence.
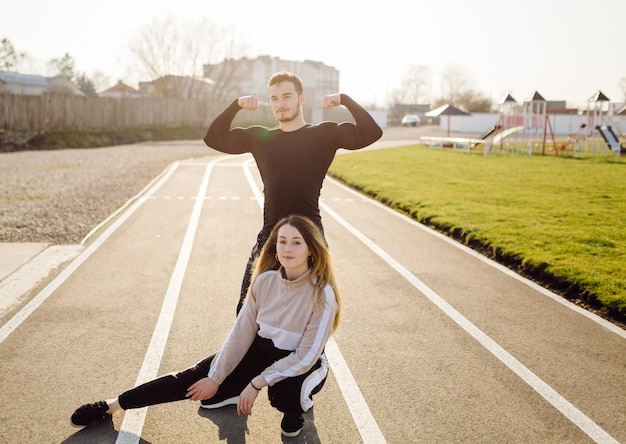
[0,93,235,133]
[0,92,352,133]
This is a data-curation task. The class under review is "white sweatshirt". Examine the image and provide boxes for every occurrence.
[208,268,338,386]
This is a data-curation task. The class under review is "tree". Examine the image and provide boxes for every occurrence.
[388,65,432,106]
[454,90,492,112]
[441,64,470,105]
[128,17,249,100]
[402,65,432,104]
[0,38,26,71]
[48,52,100,95]
[439,64,492,112]
[75,72,96,95]
[48,52,77,78]
[89,70,111,94]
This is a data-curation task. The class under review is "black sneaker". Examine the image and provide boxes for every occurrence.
[280,413,304,438]
[70,401,110,427]
[200,393,239,409]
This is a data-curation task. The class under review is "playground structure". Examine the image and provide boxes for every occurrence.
[482,90,625,156]
[581,91,625,155]
[483,91,555,155]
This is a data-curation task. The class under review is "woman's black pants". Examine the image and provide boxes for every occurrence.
[118,335,328,415]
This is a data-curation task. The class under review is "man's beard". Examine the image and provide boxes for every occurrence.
[275,106,300,123]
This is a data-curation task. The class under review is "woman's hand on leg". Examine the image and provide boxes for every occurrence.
[186,377,219,401]
[237,385,259,416]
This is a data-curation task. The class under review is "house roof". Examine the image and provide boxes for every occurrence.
[0,71,49,87]
[425,104,470,117]
[101,80,140,95]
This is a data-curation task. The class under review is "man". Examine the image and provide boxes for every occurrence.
[204,71,382,313]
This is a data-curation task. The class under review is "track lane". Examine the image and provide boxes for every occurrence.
[1,148,624,443]
[317,175,624,443]
[0,157,212,443]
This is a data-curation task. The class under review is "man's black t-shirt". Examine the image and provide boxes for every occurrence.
[205,94,382,235]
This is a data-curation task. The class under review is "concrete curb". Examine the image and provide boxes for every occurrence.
[0,243,83,317]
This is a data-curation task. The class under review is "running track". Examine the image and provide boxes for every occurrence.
[0,149,624,443]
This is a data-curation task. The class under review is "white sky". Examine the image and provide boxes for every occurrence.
[2,0,625,108]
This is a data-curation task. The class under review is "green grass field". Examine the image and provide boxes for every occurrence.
[329,145,626,323]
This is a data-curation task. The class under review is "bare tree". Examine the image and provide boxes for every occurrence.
[48,52,77,78]
[402,65,432,104]
[441,64,470,105]
[202,58,259,103]
[90,70,112,94]
[438,64,492,112]
[128,17,249,100]
[388,65,432,105]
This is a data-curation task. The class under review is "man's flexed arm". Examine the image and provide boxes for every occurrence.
[329,94,383,150]
[204,97,256,154]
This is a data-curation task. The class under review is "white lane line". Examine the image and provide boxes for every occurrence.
[319,201,619,444]
[242,158,387,444]
[116,157,223,444]
[324,340,387,444]
[242,158,262,203]
[327,176,626,339]
[0,162,180,346]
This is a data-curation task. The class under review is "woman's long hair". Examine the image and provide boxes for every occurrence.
[248,214,341,332]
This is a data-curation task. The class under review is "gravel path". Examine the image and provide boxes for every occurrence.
[0,141,215,244]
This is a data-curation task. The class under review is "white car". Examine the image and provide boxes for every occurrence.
[401,114,420,127]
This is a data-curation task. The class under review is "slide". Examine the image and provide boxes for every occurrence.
[478,125,499,140]
[597,126,621,152]
[472,125,500,148]
[492,126,526,145]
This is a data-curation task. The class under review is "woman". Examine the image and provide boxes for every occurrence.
[70,214,341,438]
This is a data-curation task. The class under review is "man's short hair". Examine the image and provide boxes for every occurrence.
[268,72,303,95]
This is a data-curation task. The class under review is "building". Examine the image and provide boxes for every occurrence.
[0,71,83,95]
[99,80,142,98]
[0,71,49,95]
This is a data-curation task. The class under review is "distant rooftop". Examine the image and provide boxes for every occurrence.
[0,71,49,87]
